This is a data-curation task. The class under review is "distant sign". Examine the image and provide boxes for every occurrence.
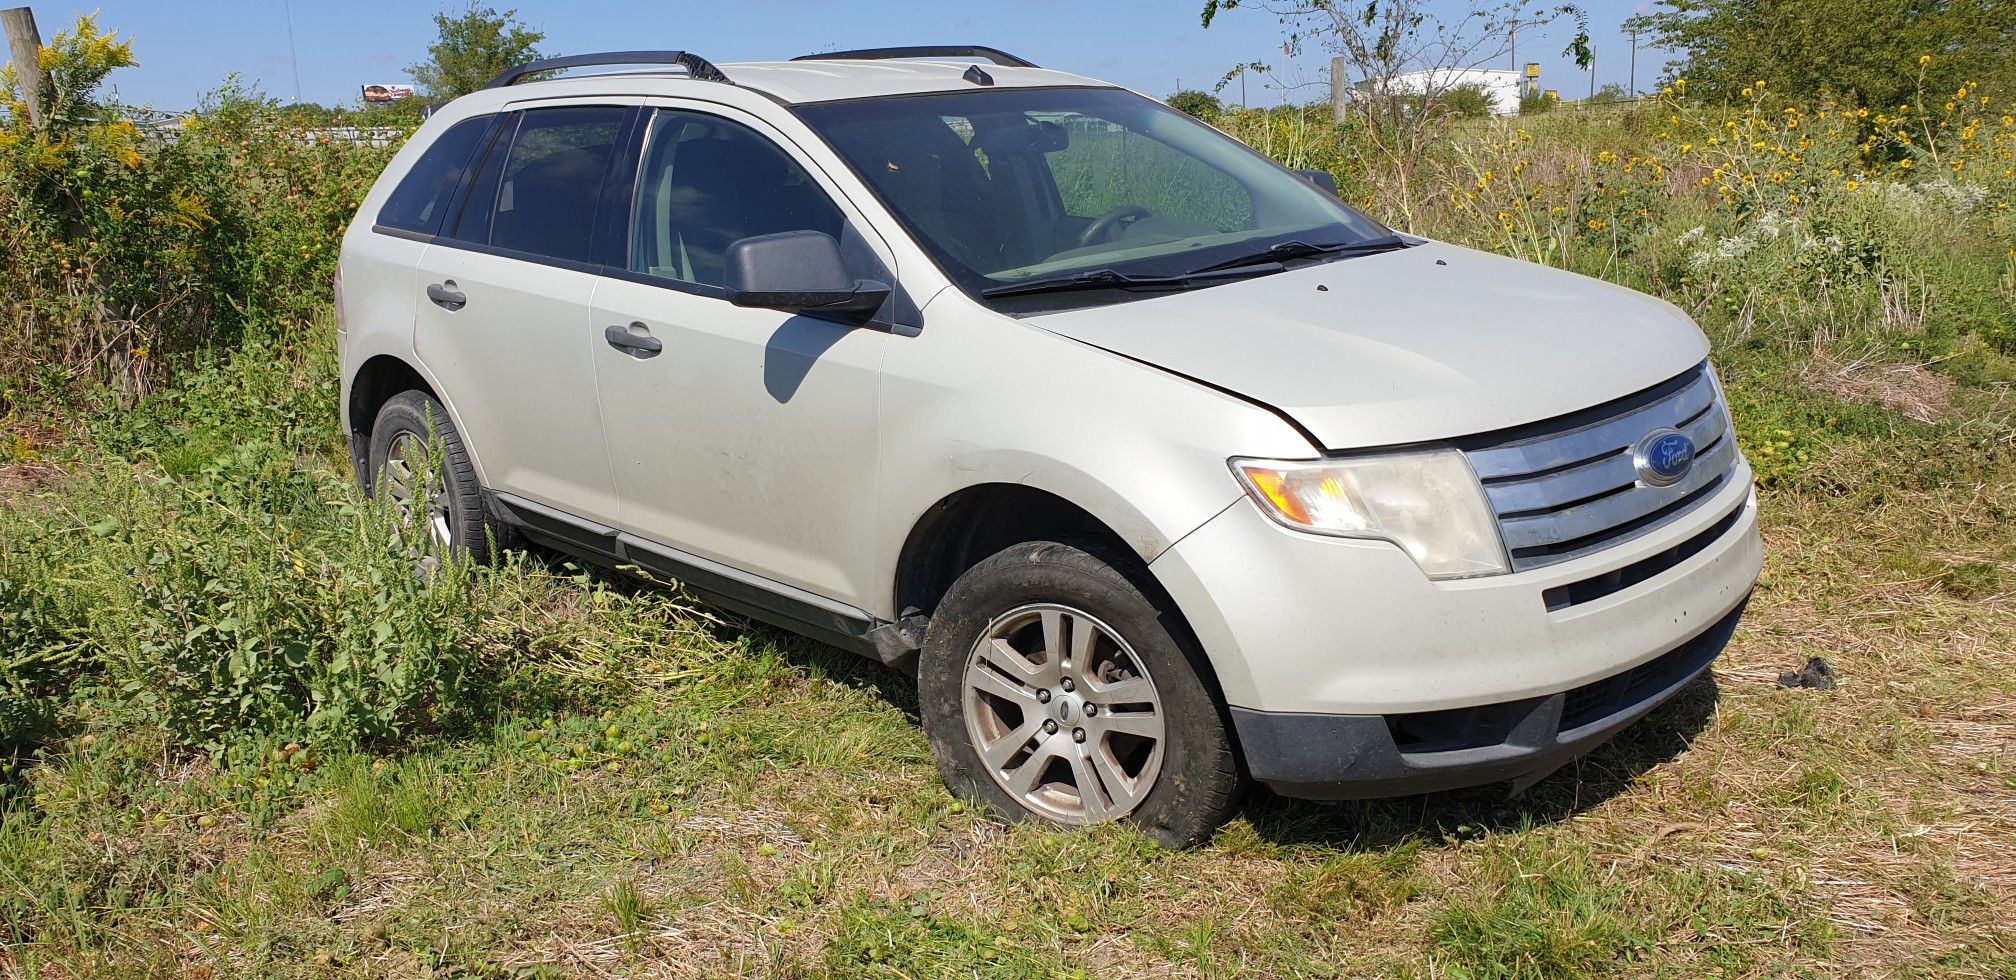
[361,84,415,104]
[1524,62,1541,79]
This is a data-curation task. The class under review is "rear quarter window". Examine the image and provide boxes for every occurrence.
[376,116,495,235]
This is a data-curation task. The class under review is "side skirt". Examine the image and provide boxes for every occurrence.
[484,491,919,669]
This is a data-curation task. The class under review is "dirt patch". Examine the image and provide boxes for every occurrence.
[1798,354,1956,423]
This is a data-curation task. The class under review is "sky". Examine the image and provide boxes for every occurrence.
[21,0,1671,113]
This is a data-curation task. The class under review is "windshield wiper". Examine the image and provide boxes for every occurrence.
[1185,235,1411,276]
[979,265,1267,299]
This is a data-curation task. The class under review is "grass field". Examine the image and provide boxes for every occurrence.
[13,337,2015,977]
[5,34,2016,975]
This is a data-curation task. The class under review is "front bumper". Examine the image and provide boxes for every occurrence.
[1149,459,1761,798]
[1230,596,1742,798]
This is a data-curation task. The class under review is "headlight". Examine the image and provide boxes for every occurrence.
[1230,450,1509,579]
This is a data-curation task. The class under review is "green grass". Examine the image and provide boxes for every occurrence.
[4,337,2011,977]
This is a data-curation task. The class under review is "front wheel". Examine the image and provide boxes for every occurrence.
[918,541,1244,847]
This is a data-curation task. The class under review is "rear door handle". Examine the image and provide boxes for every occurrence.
[604,322,664,358]
[426,281,466,310]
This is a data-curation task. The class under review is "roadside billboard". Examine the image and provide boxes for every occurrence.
[360,83,415,104]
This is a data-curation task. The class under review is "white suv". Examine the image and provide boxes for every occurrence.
[338,47,1762,845]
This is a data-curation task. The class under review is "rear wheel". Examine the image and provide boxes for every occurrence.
[919,541,1244,846]
[366,390,497,565]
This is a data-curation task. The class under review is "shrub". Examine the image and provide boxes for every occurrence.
[1441,84,1497,119]
[0,341,500,752]
[0,16,400,404]
[1167,89,1224,120]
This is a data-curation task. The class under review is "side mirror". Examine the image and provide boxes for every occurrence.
[724,230,891,321]
[1296,168,1339,196]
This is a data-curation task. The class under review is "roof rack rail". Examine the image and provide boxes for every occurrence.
[791,46,1039,69]
[485,50,731,89]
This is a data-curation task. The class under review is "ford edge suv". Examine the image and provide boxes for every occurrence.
[336,46,1762,846]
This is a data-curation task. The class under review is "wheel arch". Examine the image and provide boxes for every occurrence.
[890,482,1236,706]
[345,354,440,490]
[894,483,1137,622]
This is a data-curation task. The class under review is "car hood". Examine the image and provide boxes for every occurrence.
[1029,240,1710,450]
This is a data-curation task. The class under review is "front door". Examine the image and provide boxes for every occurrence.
[590,105,891,608]
[413,103,635,523]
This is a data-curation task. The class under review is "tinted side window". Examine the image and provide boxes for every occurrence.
[376,115,493,235]
[482,106,628,263]
[446,115,515,245]
[630,110,845,288]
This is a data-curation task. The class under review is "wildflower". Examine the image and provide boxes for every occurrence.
[1679,143,1694,155]
[1899,158,1914,169]
[1919,54,1932,65]
[1952,160,1965,171]
[1742,87,1754,98]
[1845,179,1859,191]
[1586,218,1607,231]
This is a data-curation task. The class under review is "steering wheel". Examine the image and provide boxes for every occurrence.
[1078,205,1152,247]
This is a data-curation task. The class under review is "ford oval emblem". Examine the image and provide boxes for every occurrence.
[1633,429,1696,487]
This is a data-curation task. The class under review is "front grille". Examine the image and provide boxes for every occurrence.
[1542,503,1746,611]
[1461,363,1738,572]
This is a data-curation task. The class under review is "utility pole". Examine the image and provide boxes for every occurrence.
[1627,29,1639,96]
[1588,48,1597,101]
[2,5,42,129]
[1329,56,1348,125]
[1239,65,1247,110]
[281,0,302,103]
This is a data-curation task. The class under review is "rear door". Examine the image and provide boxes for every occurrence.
[413,102,638,524]
[588,104,894,608]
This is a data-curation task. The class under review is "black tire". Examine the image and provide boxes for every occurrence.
[366,390,498,564]
[918,540,1246,847]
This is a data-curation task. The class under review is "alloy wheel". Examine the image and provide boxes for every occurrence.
[381,431,453,553]
[962,603,1165,824]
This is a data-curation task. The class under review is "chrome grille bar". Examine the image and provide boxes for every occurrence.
[1463,363,1739,572]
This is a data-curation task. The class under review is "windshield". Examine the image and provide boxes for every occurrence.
[793,87,1395,308]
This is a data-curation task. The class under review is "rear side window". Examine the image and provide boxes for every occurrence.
[376,116,494,235]
[471,106,628,263]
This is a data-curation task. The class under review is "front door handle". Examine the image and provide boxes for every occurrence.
[604,322,664,358]
[426,281,466,310]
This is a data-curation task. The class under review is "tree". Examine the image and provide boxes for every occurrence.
[1200,0,1590,223]
[1628,0,2016,107]
[1167,89,1225,120]
[1585,82,1630,104]
[408,5,546,100]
